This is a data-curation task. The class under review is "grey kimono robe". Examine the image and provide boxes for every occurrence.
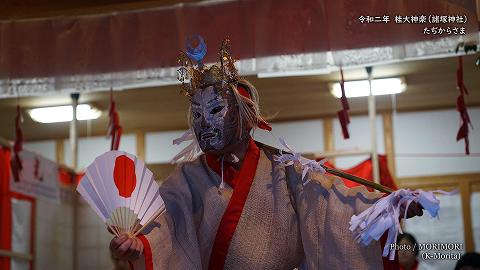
[132,143,385,269]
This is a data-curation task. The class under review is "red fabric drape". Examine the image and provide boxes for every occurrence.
[324,154,398,190]
[1,146,77,270]
[337,68,351,139]
[0,147,37,270]
[0,0,477,79]
[58,169,75,185]
[0,147,12,270]
[455,55,472,155]
[108,88,122,151]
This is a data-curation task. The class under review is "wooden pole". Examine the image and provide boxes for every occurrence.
[382,112,397,178]
[366,66,380,185]
[315,149,371,158]
[460,180,475,252]
[136,130,145,161]
[322,165,394,194]
[70,93,79,170]
[258,141,393,193]
[55,139,65,165]
[0,249,33,261]
[70,93,79,270]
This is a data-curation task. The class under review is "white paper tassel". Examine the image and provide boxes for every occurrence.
[274,137,327,186]
[273,138,457,261]
[349,189,457,260]
[171,129,203,163]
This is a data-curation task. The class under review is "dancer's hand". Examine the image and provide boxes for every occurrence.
[109,234,144,261]
[400,202,424,219]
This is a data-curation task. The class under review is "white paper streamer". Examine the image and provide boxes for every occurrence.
[273,137,458,261]
[350,189,457,260]
[274,137,327,186]
[171,129,203,163]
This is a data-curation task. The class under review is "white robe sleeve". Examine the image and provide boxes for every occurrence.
[283,164,385,270]
[130,164,202,270]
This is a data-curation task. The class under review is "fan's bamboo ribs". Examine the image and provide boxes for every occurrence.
[321,165,394,194]
[107,223,120,237]
[111,212,118,234]
[129,218,140,235]
[118,208,123,234]
[110,223,119,237]
[113,225,121,237]
[128,212,137,235]
[114,211,121,234]
[121,207,126,234]
[132,205,166,238]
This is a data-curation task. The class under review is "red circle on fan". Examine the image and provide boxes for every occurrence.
[113,155,137,198]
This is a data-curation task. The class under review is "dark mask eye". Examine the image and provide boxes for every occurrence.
[192,111,201,119]
[210,106,224,115]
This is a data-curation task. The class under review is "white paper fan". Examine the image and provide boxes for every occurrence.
[77,151,165,237]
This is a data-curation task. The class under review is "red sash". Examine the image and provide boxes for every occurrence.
[207,139,260,270]
[136,235,153,270]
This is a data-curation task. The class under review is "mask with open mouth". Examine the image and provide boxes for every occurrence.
[191,84,240,153]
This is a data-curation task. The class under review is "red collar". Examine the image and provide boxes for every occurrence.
[205,139,259,189]
[207,138,260,270]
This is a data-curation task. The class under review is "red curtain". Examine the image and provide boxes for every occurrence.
[0,147,12,270]
[325,154,398,191]
[0,147,76,270]
[0,147,36,270]
[1,0,477,79]
[58,169,77,186]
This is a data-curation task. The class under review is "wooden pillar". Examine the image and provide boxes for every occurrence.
[70,93,79,270]
[366,67,380,185]
[382,112,397,178]
[136,131,145,161]
[460,180,475,252]
[323,118,335,165]
[55,139,64,165]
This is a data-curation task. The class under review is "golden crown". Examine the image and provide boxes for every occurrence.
[177,36,239,97]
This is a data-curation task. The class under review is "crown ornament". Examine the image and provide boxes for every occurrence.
[177,36,239,97]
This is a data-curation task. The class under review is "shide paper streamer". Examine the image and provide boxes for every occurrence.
[274,137,456,260]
